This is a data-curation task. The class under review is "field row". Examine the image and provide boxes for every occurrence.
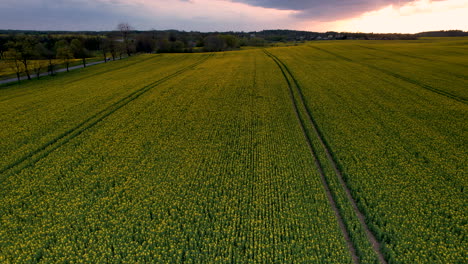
[268,42,467,263]
[0,38,466,263]
[0,54,205,171]
[1,49,354,262]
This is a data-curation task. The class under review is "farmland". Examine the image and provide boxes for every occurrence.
[0,38,466,263]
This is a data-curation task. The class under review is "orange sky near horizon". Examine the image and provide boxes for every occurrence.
[0,0,466,32]
[306,0,468,33]
[103,0,468,33]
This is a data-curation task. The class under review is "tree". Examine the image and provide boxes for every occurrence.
[248,37,266,47]
[30,60,46,80]
[70,39,88,68]
[220,35,239,50]
[20,38,36,80]
[157,39,171,53]
[7,37,36,80]
[171,40,185,53]
[3,48,24,83]
[98,37,109,63]
[55,40,74,72]
[34,42,56,76]
[135,34,155,53]
[108,39,118,61]
[117,23,133,56]
[203,35,225,52]
[0,38,7,59]
[117,41,126,59]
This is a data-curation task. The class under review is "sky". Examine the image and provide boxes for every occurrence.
[0,0,467,33]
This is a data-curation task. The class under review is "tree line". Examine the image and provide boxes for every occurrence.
[0,23,138,82]
[2,36,124,82]
[4,25,452,82]
[0,24,250,82]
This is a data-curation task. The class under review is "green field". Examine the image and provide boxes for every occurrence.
[0,38,466,263]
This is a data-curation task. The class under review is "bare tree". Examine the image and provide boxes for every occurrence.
[117,23,133,57]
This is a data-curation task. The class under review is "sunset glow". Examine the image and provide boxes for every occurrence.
[0,0,466,32]
[314,0,468,33]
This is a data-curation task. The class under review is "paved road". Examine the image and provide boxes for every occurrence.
[0,58,122,85]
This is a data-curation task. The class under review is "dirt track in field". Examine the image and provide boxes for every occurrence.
[0,55,212,177]
[265,49,388,264]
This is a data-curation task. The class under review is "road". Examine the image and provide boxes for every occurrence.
[0,58,122,85]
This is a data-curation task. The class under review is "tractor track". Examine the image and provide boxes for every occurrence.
[265,49,388,264]
[264,50,358,264]
[0,54,212,177]
[0,55,161,104]
[63,55,162,85]
[310,46,467,104]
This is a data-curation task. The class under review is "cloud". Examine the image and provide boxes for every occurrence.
[0,0,136,31]
[0,0,462,32]
[0,0,299,31]
[230,0,434,20]
[325,0,468,33]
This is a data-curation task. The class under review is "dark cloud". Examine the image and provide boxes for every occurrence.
[0,0,450,32]
[232,0,416,20]
[232,0,414,10]
[0,1,143,31]
[0,0,286,32]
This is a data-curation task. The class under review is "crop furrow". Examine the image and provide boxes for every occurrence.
[310,46,467,104]
[354,45,468,81]
[0,54,212,177]
[355,44,468,69]
[0,55,162,104]
[264,50,359,264]
[62,55,162,85]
